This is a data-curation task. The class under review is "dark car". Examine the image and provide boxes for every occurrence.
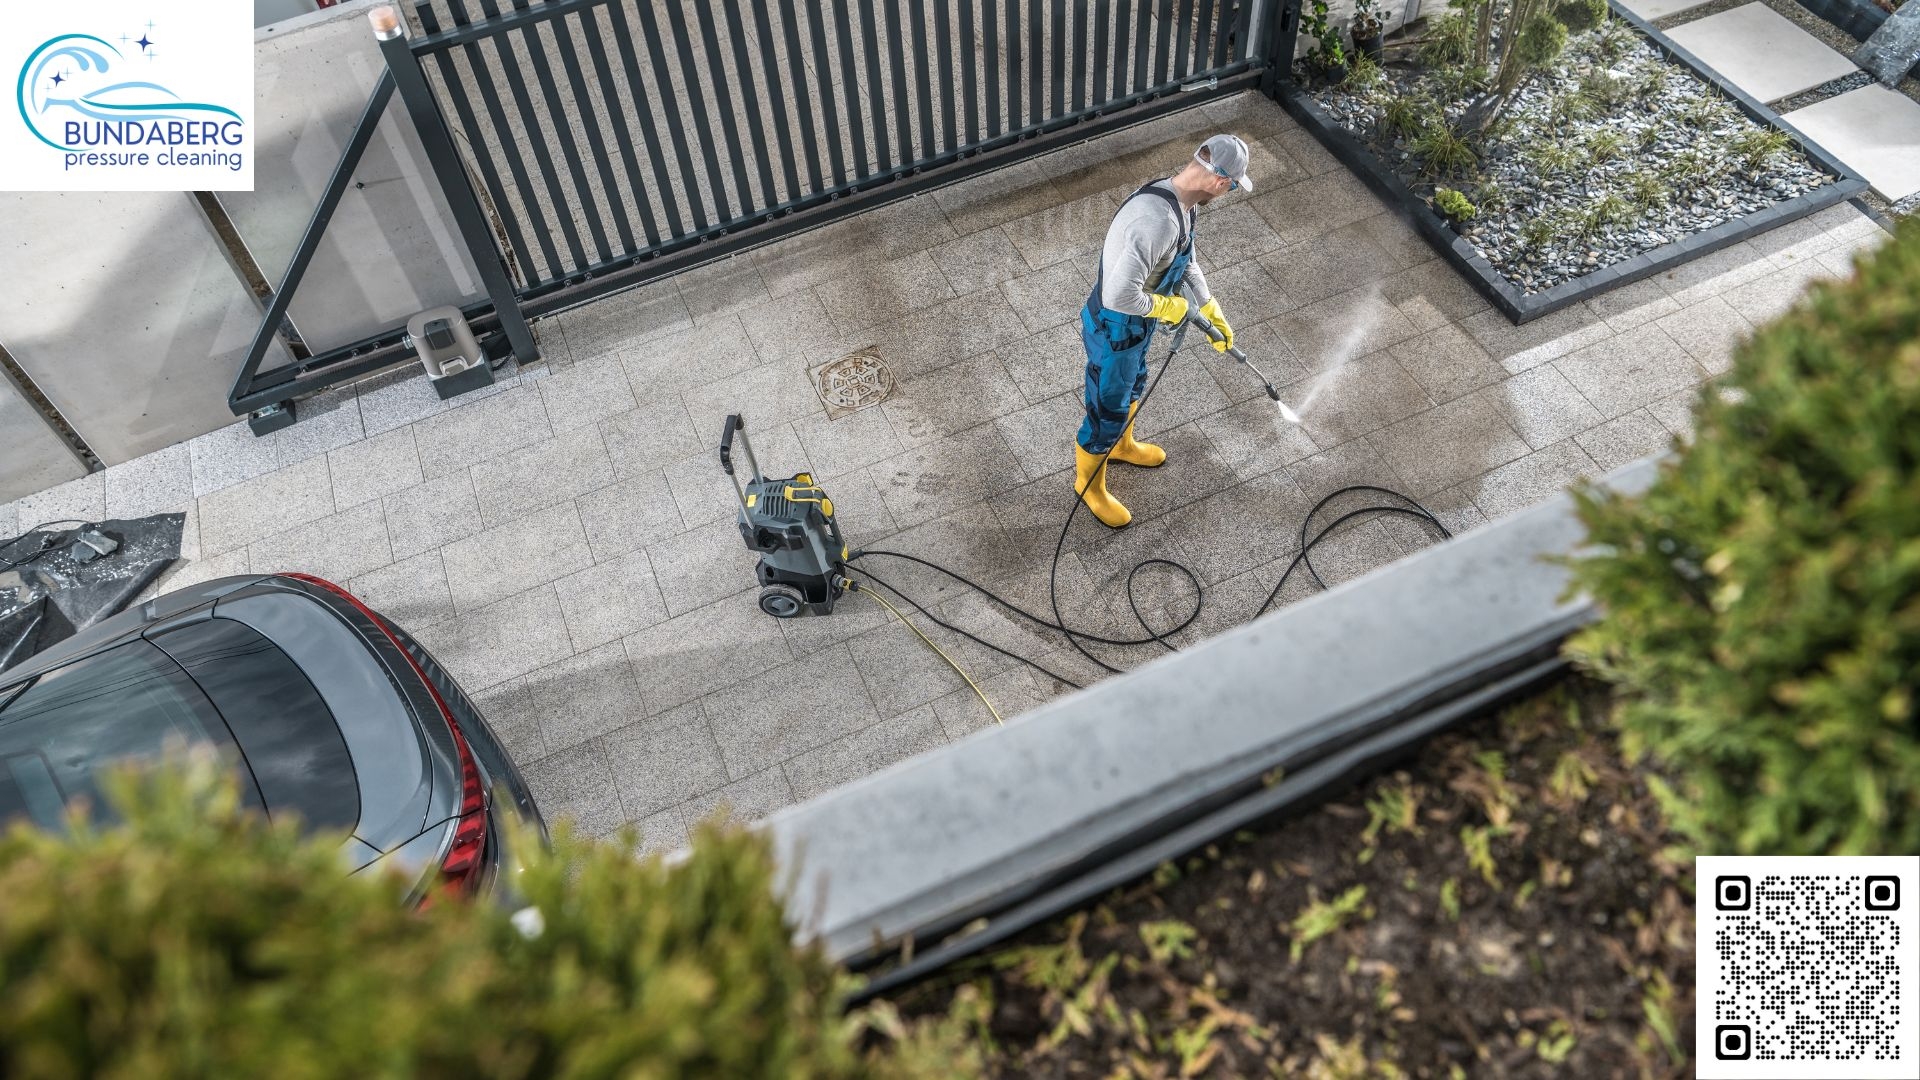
[0,573,543,902]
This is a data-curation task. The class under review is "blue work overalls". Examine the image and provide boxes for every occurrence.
[1078,181,1196,453]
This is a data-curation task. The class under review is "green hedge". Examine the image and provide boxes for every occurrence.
[0,762,973,1079]
[1567,217,1920,856]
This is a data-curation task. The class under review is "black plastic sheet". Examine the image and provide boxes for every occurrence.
[0,514,184,672]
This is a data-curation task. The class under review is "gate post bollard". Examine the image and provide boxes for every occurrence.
[369,6,540,368]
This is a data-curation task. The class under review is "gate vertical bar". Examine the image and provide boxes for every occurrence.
[721,0,783,208]
[693,0,759,211]
[544,4,634,254]
[475,0,587,269]
[857,0,893,173]
[775,0,827,197]
[1112,0,1132,100]
[1173,0,1195,78]
[1050,0,1066,117]
[910,0,936,161]
[603,0,689,236]
[502,0,612,263]
[1153,0,1173,86]
[1132,0,1151,90]
[1027,0,1043,130]
[935,0,957,152]
[664,0,742,219]
[569,3,662,248]
[805,0,851,184]
[1091,0,1109,108]
[829,0,872,178]
[1265,0,1298,97]
[1072,0,1090,111]
[633,0,710,230]
[984,0,1002,139]
[374,15,537,364]
[958,0,979,145]
[1193,0,1216,75]
[886,0,915,169]
[1213,0,1237,64]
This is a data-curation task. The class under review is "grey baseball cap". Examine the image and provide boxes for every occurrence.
[1195,133,1253,192]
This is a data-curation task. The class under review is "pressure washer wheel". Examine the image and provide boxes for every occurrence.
[758,583,807,618]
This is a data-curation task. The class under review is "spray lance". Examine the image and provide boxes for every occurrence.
[1179,286,1301,423]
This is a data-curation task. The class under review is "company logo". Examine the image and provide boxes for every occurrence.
[3,4,252,192]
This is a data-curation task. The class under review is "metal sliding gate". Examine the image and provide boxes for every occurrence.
[232,0,1288,427]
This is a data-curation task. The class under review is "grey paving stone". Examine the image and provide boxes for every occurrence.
[1201,90,1302,140]
[1388,321,1508,405]
[555,280,692,363]
[1274,128,1344,178]
[249,500,393,582]
[1095,422,1244,526]
[677,256,773,322]
[855,289,1034,381]
[1378,258,1492,332]
[1575,409,1675,472]
[0,501,17,539]
[151,548,252,595]
[780,706,949,802]
[1164,470,1318,585]
[752,220,869,299]
[1479,365,1606,450]
[521,741,624,839]
[411,386,553,480]
[622,592,794,716]
[348,550,456,631]
[844,617,992,718]
[997,321,1087,403]
[467,677,548,767]
[732,291,845,369]
[1666,5,1857,103]
[1651,240,1776,306]
[1201,201,1287,268]
[1287,351,1436,448]
[533,353,640,433]
[995,393,1087,483]
[1125,347,1237,441]
[470,425,616,529]
[1551,323,1708,419]
[1249,169,1384,247]
[197,456,334,557]
[1069,512,1195,617]
[618,312,762,401]
[384,471,484,561]
[678,767,798,832]
[577,467,692,561]
[274,389,365,467]
[700,641,882,778]
[873,422,1026,528]
[1296,516,1410,588]
[1745,213,1839,270]
[1655,296,1754,377]
[1285,435,1411,500]
[931,667,1050,740]
[1001,188,1122,270]
[1273,288,1422,373]
[327,427,423,511]
[659,421,808,529]
[932,574,1080,674]
[682,362,824,440]
[353,369,456,439]
[524,642,649,755]
[933,158,1065,235]
[1463,440,1599,520]
[1402,481,1492,539]
[188,421,280,497]
[1368,393,1533,497]
[999,259,1095,336]
[440,502,595,614]
[645,518,760,618]
[931,227,1032,296]
[1719,256,1834,326]
[1459,303,1614,375]
[1352,212,1433,272]
[1806,201,1886,245]
[778,583,895,659]
[15,471,105,529]
[813,250,958,336]
[103,443,193,521]
[1194,393,1324,481]
[1584,276,1682,332]
[413,583,575,694]
[882,355,1031,449]
[791,407,910,481]
[600,400,705,479]
[1646,386,1701,442]
[625,808,689,859]
[1617,0,1716,19]
[870,504,1034,606]
[812,465,898,547]
[552,548,668,653]
[1196,316,1312,405]
[1199,260,1299,326]
[1257,228,1398,308]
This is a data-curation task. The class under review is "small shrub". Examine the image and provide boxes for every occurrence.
[1582,193,1634,233]
[0,762,972,1077]
[1379,93,1424,139]
[1434,187,1478,221]
[1625,170,1672,210]
[1631,65,1669,101]
[1430,62,1493,99]
[1568,217,1920,856]
[1679,95,1734,133]
[1586,128,1627,163]
[1555,0,1609,32]
[1519,213,1561,249]
[1347,54,1387,92]
[1634,122,1664,152]
[1591,17,1636,61]
[1549,87,1600,126]
[1419,10,1476,67]
[1472,180,1512,212]
[1524,141,1582,174]
[1578,68,1633,110]
[1730,126,1795,171]
[1411,121,1479,176]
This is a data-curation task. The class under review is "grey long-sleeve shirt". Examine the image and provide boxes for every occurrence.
[1096,179,1212,317]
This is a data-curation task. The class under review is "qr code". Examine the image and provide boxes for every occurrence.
[1697,856,1919,1080]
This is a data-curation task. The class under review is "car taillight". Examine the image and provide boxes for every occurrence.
[282,574,489,896]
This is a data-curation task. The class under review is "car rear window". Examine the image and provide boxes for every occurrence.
[0,640,249,831]
[153,618,360,833]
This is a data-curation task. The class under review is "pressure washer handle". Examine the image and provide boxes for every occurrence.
[1185,311,1249,363]
[719,414,763,511]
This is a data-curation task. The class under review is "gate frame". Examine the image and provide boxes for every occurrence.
[230,0,1292,431]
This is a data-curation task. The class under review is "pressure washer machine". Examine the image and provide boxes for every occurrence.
[720,414,851,619]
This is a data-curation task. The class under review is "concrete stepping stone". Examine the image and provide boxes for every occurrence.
[1667,4,1860,103]
[1616,0,1718,25]
[1785,84,1920,200]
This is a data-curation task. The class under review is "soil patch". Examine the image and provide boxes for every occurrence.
[888,678,1697,1078]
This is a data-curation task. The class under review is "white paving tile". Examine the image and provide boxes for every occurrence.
[1616,0,1718,22]
[1785,85,1920,202]
[1666,5,1858,104]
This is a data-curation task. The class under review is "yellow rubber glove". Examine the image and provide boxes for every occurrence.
[1198,297,1233,352]
[1146,293,1189,327]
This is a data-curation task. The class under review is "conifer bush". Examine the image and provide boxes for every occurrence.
[0,761,973,1079]
[1567,218,1920,856]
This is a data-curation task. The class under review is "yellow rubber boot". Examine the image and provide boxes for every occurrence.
[1110,401,1166,467]
[1074,444,1132,528]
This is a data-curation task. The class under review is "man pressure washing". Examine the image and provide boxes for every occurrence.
[1075,134,1254,528]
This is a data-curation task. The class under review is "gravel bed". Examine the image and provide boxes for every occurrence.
[1312,23,1834,292]
[1773,69,1876,111]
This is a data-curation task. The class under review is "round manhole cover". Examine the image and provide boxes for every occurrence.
[814,350,895,415]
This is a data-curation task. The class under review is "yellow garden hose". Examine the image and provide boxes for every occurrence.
[853,580,1003,727]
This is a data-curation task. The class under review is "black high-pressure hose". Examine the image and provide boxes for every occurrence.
[847,317,1450,688]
